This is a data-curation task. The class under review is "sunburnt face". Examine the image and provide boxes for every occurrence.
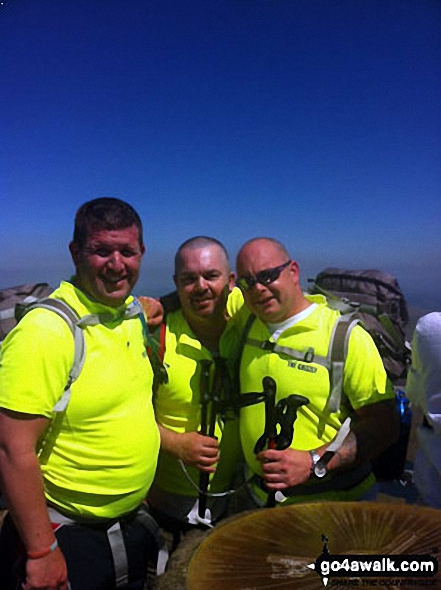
[174,245,235,325]
[236,240,300,323]
[69,224,145,308]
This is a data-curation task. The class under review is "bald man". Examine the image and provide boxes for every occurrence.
[234,237,398,506]
[148,237,241,548]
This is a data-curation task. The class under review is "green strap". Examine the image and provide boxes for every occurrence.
[136,306,168,392]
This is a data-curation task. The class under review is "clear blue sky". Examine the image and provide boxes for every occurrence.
[1,0,440,308]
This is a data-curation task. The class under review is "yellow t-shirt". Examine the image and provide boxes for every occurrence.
[152,309,240,498]
[238,295,392,484]
[0,281,160,519]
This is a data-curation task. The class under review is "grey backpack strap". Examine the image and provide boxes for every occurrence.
[107,521,129,587]
[0,295,41,321]
[135,505,169,575]
[245,337,330,369]
[26,298,86,413]
[76,298,144,328]
[327,314,360,413]
[50,508,131,588]
[20,298,86,464]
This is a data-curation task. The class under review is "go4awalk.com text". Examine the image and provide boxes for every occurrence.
[308,554,438,587]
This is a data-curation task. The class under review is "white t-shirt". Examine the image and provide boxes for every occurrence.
[267,304,318,341]
[407,312,441,508]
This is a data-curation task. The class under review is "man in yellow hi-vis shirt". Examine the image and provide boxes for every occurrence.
[0,198,161,590]
[235,237,399,507]
[148,236,242,549]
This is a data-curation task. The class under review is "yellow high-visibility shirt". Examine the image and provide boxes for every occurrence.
[0,281,159,519]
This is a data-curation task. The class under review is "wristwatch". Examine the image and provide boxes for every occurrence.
[309,416,352,479]
[309,450,321,475]
[309,449,328,478]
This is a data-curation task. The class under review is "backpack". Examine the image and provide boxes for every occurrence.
[307,268,410,382]
[0,283,54,342]
[307,268,412,481]
[0,285,86,462]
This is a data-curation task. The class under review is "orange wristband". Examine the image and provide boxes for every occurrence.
[27,539,58,559]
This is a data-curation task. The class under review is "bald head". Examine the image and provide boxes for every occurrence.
[173,236,234,330]
[175,236,230,275]
[236,237,308,323]
[237,237,290,263]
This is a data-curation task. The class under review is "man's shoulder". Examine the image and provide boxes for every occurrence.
[291,298,340,334]
[226,287,244,318]
[49,281,105,316]
[7,282,75,344]
[165,309,188,333]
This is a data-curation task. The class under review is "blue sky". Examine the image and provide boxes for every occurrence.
[1,0,440,308]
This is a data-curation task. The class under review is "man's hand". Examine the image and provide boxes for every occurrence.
[158,425,219,472]
[138,296,164,329]
[0,410,69,590]
[24,548,69,590]
[257,448,311,489]
[178,432,219,472]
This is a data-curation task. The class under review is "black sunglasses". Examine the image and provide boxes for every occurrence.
[237,260,291,292]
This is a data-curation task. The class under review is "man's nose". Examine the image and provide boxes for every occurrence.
[250,279,266,293]
[107,251,125,270]
[195,276,208,290]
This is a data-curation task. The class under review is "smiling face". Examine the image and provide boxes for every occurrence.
[236,239,306,323]
[174,244,235,326]
[69,224,145,308]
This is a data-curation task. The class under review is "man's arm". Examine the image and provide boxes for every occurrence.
[0,409,69,590]
[157,424,219,473]
[258,398,399,490]
[327,398,399,469]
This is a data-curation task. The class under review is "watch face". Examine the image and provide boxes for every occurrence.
[314,463,327,478]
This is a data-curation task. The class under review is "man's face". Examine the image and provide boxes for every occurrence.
[174,245,235,325]
[236,240,300,323]
[69,224,145,308]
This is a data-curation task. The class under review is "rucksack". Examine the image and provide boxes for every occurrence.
[307,268,412,481]
[0,283,54,342]
[0,285,86,462]
[307,268,410,382]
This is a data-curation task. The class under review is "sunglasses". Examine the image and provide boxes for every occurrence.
[237,260,291,292]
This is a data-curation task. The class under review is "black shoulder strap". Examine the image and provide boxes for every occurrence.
[231,313,256,411]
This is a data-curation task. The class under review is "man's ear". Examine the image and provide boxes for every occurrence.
[173,275,178,289]
[69,241,80,266]
[289,260,300,284]
[228,271,236,292]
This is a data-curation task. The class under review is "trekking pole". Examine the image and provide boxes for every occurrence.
[252,377,277,507]
[253,384,309,508]
[253,378,277,453]
[198,359,214,521]
[274,394,310,450]
[268,394,309,507]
